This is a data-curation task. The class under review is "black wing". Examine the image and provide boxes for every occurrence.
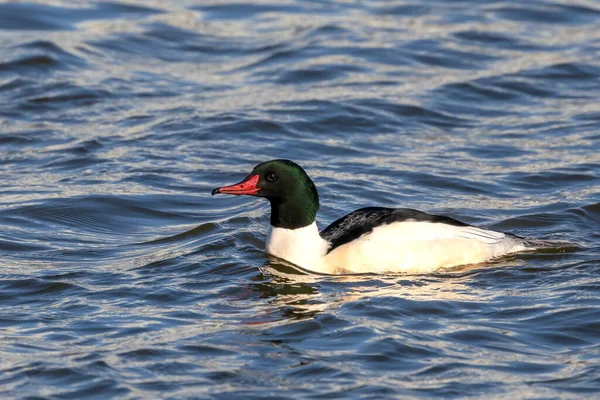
[320,207,469,254]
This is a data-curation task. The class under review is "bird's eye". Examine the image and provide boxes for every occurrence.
[266,172,277,182]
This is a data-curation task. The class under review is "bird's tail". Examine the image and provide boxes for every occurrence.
[517,236,578,251]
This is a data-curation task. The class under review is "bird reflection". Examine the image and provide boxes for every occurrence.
[233,255,521,326]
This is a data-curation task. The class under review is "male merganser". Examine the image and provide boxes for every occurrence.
[212,159,560,274]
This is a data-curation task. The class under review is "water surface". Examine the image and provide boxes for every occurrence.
[1,0,600,398]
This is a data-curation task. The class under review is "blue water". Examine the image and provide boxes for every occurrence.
[1,0,599,398]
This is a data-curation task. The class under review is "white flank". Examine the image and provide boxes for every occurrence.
[265,220,529,275]
[324,221,527,274]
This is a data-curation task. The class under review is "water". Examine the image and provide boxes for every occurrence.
[0,0,599,398]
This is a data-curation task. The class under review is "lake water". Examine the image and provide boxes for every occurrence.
[1,0,599,398]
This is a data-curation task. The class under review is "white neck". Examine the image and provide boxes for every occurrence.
[265,222,330,273]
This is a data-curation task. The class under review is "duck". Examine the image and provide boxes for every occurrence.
[212,159,561,275]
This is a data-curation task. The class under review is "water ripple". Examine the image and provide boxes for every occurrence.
[0,0,599,398]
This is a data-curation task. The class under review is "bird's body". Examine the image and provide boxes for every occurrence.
[266,208,529,274]
[212,159,562,274]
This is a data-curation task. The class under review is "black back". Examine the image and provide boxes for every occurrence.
[320,207,469,254]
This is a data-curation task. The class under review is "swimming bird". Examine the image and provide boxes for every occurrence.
[212,159,559,274]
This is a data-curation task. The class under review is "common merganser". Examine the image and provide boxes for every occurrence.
[212,159,562,275]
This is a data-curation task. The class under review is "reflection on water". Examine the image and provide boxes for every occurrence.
[244,258,525,328]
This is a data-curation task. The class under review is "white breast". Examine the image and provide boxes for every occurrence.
[265,222,330,273]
